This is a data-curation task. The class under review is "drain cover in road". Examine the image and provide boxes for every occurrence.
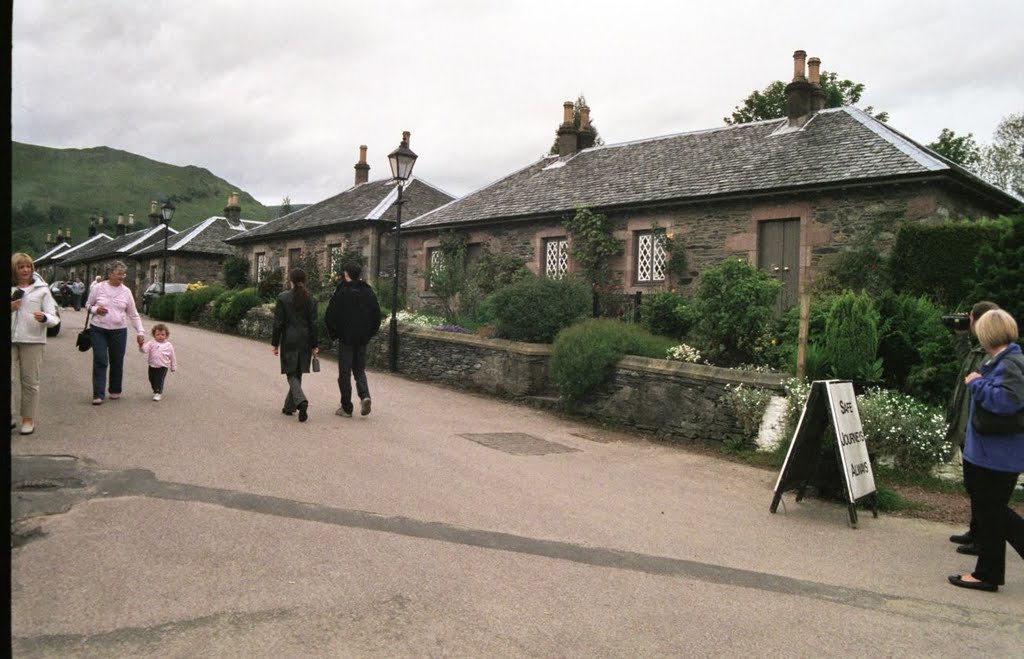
[459,433,580,456]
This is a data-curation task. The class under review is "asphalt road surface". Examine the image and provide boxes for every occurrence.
[10,309,1024,657]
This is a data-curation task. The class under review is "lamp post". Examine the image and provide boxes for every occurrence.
[160,201,175,294]
[387,131,418,373]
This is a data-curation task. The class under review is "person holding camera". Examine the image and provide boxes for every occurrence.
[945,301,1000,555]
[10,253,60,435]
[948,309,1024,592]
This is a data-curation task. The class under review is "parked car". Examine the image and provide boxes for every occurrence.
[142,282,189,314]
[49,280,72,307]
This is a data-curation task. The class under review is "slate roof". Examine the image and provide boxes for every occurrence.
[404,107,1019,230]
[33,241,71,266]
[46,233,113,265]
[226,177,455,244]
[133,217,266,257]
[60,225,176,266]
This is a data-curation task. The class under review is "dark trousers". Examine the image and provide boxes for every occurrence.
[338,342,369,414]
[283,372,307,413]
[90,326,127,400]
[148,366,168,394]
[962,458,980,538]
[970,464,1024,585]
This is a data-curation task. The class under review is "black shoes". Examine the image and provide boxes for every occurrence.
[298,402,308,423]
[949,532,973,545]
[282,408,294,416]
[947,575,998,592]
[956,544,979,556]
[360,398,372,416]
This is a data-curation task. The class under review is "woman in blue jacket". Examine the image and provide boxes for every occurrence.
[949,309,1024,592]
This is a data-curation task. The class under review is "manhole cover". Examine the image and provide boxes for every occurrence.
[459,433,579,456]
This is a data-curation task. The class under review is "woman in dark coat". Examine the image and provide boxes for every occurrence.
[271,268,319,422]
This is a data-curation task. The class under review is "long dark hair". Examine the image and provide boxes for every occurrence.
[289,268,310,308]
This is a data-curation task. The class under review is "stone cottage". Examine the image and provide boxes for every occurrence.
[130,194,266,292]
[400,50,1020,313]
[225,142,455,289]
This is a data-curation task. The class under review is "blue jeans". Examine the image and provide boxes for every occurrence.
[91,326,128,400]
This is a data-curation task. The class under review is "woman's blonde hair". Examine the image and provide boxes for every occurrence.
[974,309,1019,350]
[11,253,34,285]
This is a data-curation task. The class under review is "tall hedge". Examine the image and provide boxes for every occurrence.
[889,221,1004,308]
[971,215,1024,323]
[823,291,880,380]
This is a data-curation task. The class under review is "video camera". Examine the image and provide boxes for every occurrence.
[941,313,970,331]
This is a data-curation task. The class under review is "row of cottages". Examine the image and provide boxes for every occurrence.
[42,195,265,306]
[401,51,1020,313]
[224,144,455,288]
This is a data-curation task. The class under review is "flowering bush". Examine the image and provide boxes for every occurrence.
[725,383,774,445]
[382,310,447,329]
[781,377,812,440]
[666,343,702,363]
[186,281,207,291]
[856,387,953,473]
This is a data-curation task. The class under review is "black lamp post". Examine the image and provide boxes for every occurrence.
[387,131,418,373]
[160,201,175,294]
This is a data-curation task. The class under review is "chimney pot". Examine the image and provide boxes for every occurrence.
[354,145,371,185]
[402,131,411,146]
[792,49,807,82]
[225,192,242,226]
[557,101,580,157]
[65,228,71,238]
[562,101,574,126]
[117,213,125,225]
[150,200,158,214]
[98,214,105,226]
[807,57,821,85]
[127,214,135,226]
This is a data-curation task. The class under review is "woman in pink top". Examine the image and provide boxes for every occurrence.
[84,261,145,404]
[139,323,177,401]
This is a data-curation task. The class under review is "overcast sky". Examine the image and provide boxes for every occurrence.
[12,1,1024,206]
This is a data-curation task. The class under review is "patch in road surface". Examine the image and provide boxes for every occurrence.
[11,455,1022,635]
[459,432,580,455]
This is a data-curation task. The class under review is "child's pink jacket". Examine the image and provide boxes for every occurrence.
[140,340,177,370]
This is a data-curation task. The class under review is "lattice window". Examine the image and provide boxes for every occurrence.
[255,252,266,283]
[636,231,666,283]
[426,248,444,289]
[545,238,568,279]
[328,244,342,276]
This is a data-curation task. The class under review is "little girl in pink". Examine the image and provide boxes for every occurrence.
[139,323,177,401]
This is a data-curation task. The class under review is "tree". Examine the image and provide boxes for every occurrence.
[978,111,1024,200]
[927,128,982,169]
[564,206,623,316]
[549,94,604,154]
[426,231,469,320]
[724,71,888,125]
[279,196,292,217]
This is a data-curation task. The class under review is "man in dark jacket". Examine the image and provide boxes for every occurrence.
[945,301,1000,554]
[324,263,381,417]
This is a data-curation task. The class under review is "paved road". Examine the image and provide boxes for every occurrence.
[10,309,1024,657]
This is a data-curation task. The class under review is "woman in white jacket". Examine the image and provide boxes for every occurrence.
[11,253,60,435]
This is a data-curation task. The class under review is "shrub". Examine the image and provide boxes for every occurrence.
[376,277,406,315]
[725,383,775,446]
[257,267,285,301]
[148,292,180,321]
[666,343,702,363]
[550,318,676,402]
[822,291,881,380]
[775,294,837,376]
[174,285,226,324]
[690,258,781,366]
[874,291,957,406]
[971,215,1023,323]
[217,287,262,329]
[492,274,590,343]
[461,250,530,319]
[781,377,812,441]
[813,241,889,297]
[223,256,250,289]
[857,388,953,473]
[640,290,691,339]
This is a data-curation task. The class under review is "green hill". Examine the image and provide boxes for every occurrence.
[11,141,274,255]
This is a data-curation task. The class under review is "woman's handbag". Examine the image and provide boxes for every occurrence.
[972,403,1024,435]
[311,356,321,373]
[76,312,93,352]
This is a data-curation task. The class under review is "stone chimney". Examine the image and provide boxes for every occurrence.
[88,217,97,237]
[45,232,54,248]
[784,50,825,128]
[116,213,127,236]
[556,101,578,157]
[148,200,161,228]
[577,104,595,150]
[225,192,242,227]
[98,214,106,230]
[127,214,135,231]
[354,145,370,185]
[64,227,71,241]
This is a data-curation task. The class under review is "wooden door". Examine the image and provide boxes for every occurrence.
[758,219,800,312]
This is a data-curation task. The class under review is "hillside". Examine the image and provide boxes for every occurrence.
[11,142,275,255]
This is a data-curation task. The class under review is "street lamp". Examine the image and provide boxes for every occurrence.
[387,131,418,373]
[160,201,175,295]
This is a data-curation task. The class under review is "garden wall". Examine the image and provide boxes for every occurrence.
[203,304,786,444]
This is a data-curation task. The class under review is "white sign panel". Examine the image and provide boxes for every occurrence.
[825,381,875,501]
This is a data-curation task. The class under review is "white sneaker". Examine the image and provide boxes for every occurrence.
[153,393,162,401]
